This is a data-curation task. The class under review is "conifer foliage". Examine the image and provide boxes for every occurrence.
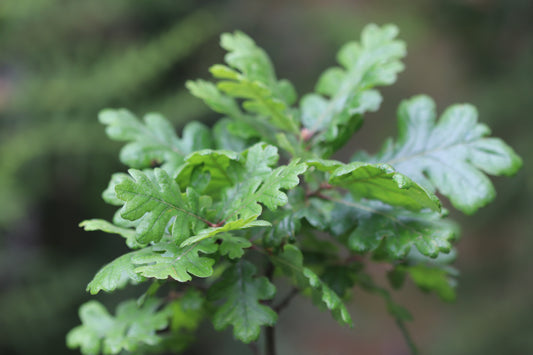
[68,24,521,354]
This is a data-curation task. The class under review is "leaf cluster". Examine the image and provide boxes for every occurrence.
[69,24,521,354]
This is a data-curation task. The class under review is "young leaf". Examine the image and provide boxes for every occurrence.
[99,109,212,174]
[86,251,145,295]
[370,95,522,214]
[67,299,170,355]
[186,80,276,142]
[132,240,218,282]
[301,24,406,154]
[220,31,297,106]
[205,30,299,134]
[217,234,252,259]
[177,143,279,196]
[223,159,308,221]
[102,173,130,206]
[179,217,270,247]
[208,260,277,343]
[270,244,353,327]
[116,168,211,244]
[175,149,240,196]
[308,159,441,212]
[330,162,441,212]
[332,197,458,259]
[401,264,457,301]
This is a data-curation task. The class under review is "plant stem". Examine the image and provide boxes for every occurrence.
[396,320,419,355]
[265,326,276,355]
[274,287,299,313]
[264,261,276,355]
[248,342,260,355]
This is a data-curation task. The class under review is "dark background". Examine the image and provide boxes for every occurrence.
[0,0,531,354]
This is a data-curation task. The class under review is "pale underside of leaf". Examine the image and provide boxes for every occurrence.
[372,95,522,214]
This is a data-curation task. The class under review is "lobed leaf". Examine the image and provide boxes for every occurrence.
[212,65,299,133]
[223,159,307,221]
[201,30,299,134]
[67,299,170,355]
[116,168,210,244]
[217,234,252,259]
[86,251,145,295]
[179,217,270,247]
[308,159,441,212]
[270,244,353,326]
[132,240,218,282]
[370,95,522,214]
[301,24,406,155]
[401,264,457,301]
[331,197,458,259]
[208,260,277,343]
[99,109,212,174]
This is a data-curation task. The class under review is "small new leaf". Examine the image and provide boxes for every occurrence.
[209,260,277,343]
[301,24,406,154]
[205,31,299,133]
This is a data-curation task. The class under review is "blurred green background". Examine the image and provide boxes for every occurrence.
[0,0,531,354]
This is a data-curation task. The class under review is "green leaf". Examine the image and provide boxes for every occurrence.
[308,159,441,212]
[401,264,457,301]
[132,240,218,282]
[179,217,270,247]
[224,159,308,221]
[261,210,302,247]
[220,31,297,106]
[176,149,240,196]
[301,24,405,154]
[331,162,441,212]
[335,198,458,259]
[177,143,277,197]
[169,288,206,331]
[212,119,251,151]
[86,251,145,295]
[186,79,244,119]
[67,299,170,355]
[321,264,362,298]
[80,219,144,249]
[177,143,306,224]
[99,109,211,174]
[102,173,130,206]
[187,80,276,142]
[208,260,277,343]
[371,95,522,214]
[270,244,352,326]
[204,30,299,133]
[212,65,299,134]
[116,168,211,244]
[217,234,252,259]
